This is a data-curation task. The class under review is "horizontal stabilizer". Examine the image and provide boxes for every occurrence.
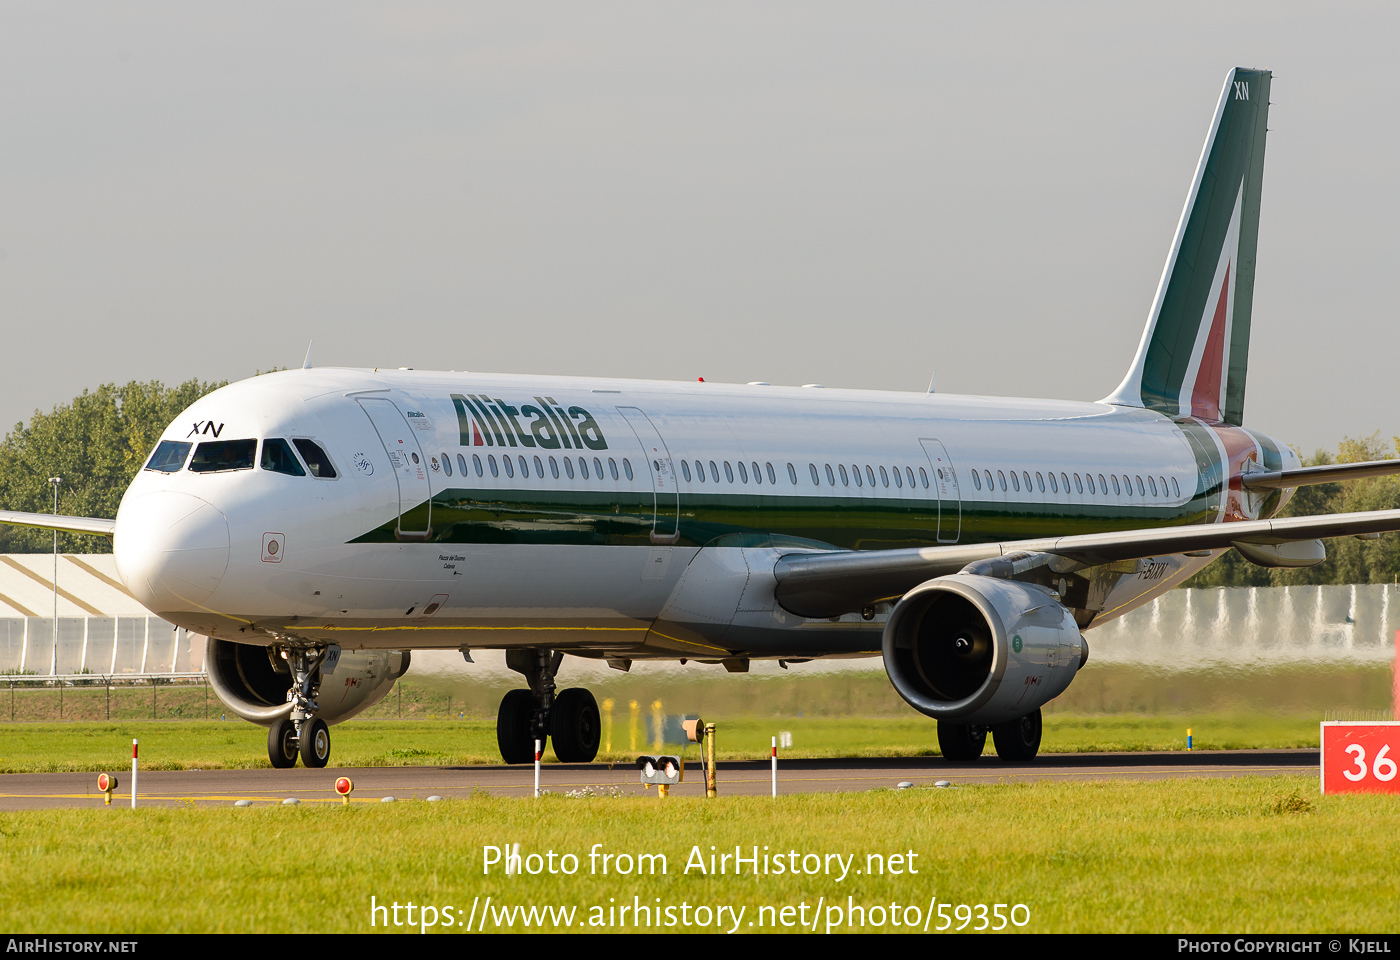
[0,511,116,537]
[1242,459,1400,490]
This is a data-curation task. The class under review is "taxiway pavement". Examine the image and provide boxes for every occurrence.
[0,750,1317,810]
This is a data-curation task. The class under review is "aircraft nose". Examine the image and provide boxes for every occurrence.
[114,492,231,612]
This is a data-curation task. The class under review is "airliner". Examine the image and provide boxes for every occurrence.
[6,67,1400,769]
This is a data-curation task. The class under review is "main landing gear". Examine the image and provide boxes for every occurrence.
[937,708,1043,762]
[265,643,333,769]
[496,648,601,764]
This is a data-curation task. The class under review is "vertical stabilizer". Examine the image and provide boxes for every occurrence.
[1103,68,1270,426]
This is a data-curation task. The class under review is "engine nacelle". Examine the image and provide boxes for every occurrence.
[882,574,1087,725]
[205,638,409,726]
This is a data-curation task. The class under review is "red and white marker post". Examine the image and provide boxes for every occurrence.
[1321,722,1400,794]
[771,736,777,798]
[130,739,138,809]
[534,739,541,798]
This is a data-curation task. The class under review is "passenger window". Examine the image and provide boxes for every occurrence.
[879,465,889,488]
[578,457,589,479]
[563,456,574,479]
[1074,473,1083,494]
[145,440,192,473]
[971,470,982,491]
[1009,471,1020,493]
[518,455,529,477]
[458,454,469,476]
[292,439,338,478]
[825,464,835,486]
[709,460,719,483]
[489,455,499,477]
[851,465,862,487]
[865,465,876,487]
[1122,474,1132,495]
[983,469,993,490]
[787,463,797,485]
[609,458,620,480]
[724,461,735,483]
[772,463,782,485]
[1158,476,1167,497]
[1099,473,1108,495]
[260,439,306,477]
[738,461,748,483]
[1172,477,1180,498]
[681,460,691,482]
[503,456,515,478]
[694,460,704,482]
[1049,472,1058,493]
[1036,471,1045,493]
[1136,475,1145,496]
[903,466,914,488]
[809,463,819,485]
[623,459,634,481]
[1149,475,1159,497]
[1085,473,1095,494]
[997,470,1007,491]
[753,461,763,484]
[595,457,605,479]
[1111,474,1120,495]
[919,468,929,489]
[549,456,559,479]
[473,454,483,477]
[190,439,257,473]
[838,464,849,486]
[441,453,452,477]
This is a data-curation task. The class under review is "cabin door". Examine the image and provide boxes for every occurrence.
[358,398,433,540]
[618,407,680,544]
[920,438,962,543]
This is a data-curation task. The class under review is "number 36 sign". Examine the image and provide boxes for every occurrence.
[1321,722,1400,794]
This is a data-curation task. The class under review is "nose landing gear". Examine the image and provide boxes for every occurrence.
[264,642,333,769]
[496,648,600,764]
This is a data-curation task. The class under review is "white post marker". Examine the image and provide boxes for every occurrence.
[771,736,777,798]
[131,738,138,809]
[534,739,541,798]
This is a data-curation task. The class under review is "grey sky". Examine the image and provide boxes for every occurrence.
[1,2,1395,456]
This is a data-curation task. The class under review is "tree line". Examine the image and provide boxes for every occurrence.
[0,381,1397,585]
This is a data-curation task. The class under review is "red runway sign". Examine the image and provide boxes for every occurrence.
[1321,722,1400,794]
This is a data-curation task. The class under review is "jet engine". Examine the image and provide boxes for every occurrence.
[205,638,410,726]
[882,574,1087,726]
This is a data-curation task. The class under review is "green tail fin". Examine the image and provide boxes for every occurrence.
[1105,67,1271,426]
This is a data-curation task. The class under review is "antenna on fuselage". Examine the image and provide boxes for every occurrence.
[302,341,314,370]
[927,370,936,394]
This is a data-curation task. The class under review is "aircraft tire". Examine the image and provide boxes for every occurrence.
[497,689,536,764]
[300,718,331,768]
[937,721,987,762]
[991,709,1042,761]
[268,718,299,769]
[551,688,601,763]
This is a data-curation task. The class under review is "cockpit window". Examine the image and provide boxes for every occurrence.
[145,440,192,473]
[292,439,338,478]
[189,439,257,473]
[260,438,306,477]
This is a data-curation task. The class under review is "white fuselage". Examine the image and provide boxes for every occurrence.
[111,368,1297,661]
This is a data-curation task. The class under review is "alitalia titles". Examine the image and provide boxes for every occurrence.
[451,394,608,451]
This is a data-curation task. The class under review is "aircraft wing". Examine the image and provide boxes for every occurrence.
[0,510,116,537]
[773,508,1400,618]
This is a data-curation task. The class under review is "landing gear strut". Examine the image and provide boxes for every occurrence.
[496,649,600,764]
[264,642,332,769]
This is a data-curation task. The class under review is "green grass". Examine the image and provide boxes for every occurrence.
[0,713,1325,773]
[1,776,1396,933]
